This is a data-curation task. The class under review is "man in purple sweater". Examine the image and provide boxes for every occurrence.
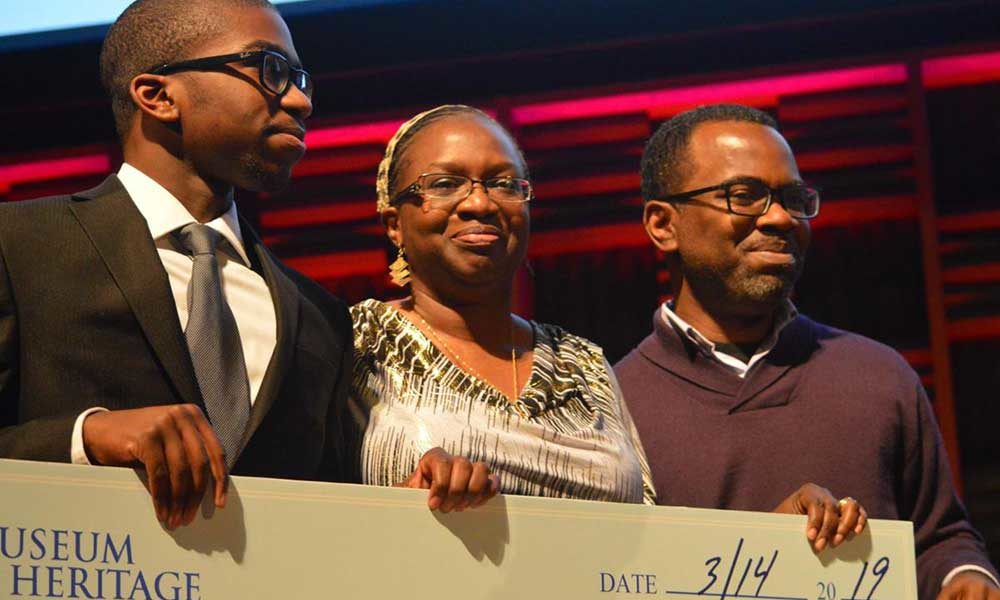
[614,104,999,600]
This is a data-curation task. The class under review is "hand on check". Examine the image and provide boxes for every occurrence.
[396,447,500,513]
[773,483,868,553]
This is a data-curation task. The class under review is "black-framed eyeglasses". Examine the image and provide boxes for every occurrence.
[655,178,821,220]
[391,173,533,209]
[151,50,313,98]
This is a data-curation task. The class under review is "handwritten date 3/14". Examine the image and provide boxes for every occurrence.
[597,537,892,600]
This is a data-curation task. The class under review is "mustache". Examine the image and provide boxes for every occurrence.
[741,234,801,254]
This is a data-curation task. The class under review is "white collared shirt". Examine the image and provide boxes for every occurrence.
[659,301,797,379]
[71,163,277,463]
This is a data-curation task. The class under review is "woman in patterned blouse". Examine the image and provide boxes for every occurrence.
[351,104,657,507]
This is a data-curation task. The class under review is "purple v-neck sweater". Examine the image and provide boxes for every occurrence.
[615,310,997,600]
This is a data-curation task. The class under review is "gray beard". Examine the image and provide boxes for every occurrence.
[680,258,803,315]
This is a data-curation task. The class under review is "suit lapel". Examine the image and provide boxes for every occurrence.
[68,176,203,409]
[240,221,301,444]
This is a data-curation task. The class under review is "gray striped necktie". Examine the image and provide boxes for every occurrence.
[178,223,251,469]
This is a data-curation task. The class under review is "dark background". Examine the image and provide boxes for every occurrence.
[2,0,999,564]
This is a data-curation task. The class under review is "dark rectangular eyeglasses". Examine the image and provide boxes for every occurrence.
[150,50,313,98]
[655,178,821,220]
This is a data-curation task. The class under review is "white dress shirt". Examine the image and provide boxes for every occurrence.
[70,163,277,463]
[659,301,797,378]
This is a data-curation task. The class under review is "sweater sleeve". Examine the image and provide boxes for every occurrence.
[901,380,998,599]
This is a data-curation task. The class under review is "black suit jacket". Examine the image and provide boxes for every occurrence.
[0,176,360,483]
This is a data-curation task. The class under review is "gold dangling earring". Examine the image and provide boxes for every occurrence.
[389,245,412,287]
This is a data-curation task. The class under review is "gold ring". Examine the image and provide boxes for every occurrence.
[837,496,855,508]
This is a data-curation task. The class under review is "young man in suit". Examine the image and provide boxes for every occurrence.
[615,103,999,600]
[0,0,494,529]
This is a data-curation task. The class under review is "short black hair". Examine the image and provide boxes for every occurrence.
[99,0,276,139]
[387,105,530,198]
[640,104,778,202]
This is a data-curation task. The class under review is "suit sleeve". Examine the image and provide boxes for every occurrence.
[0,240,77,462]
[317,298,363,484]
[902,381,999,598]
[0,242,19,443]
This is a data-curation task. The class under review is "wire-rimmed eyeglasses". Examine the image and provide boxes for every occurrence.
[391,173,533,210]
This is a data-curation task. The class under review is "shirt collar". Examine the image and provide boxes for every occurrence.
[660,300,798,375]
[117,162,251,267]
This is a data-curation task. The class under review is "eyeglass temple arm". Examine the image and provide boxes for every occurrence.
[150,51,255,75]
[657,183,728,202]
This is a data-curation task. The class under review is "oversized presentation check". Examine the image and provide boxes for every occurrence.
[1,458,916,600]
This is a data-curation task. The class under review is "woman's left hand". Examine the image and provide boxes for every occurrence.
[773,483,868,552]
[396,447,501,512]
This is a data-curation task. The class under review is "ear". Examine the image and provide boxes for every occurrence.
[643,200,680,253]
[381,206,402,248]
[128,73,180,125]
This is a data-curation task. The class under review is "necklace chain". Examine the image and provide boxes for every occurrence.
[413,310,527,418]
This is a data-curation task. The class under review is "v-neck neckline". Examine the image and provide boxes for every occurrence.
[378,300,541,413]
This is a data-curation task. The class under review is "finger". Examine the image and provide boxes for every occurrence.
[467,462,491,508]
[424,450,452,511]
[970,582,991,600]
[176,409,212,526]
[444,458,473,513]
[158,414,191,530]
[478,473,501,505]
[805,499,823,542]
[937,583,961,600]
[855,506,868,535]
[981,583,997,600]
[833,501,858,547]
[937,586,957,600]
[136,430,170,526]
[815,501,839,552]
[186,405,228,508]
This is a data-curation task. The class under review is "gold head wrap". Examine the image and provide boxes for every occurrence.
[375,104,480,214]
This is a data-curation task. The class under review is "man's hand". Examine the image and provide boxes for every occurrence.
[938,571,1000,600]
[773,483,867,552]
[396,447,500,512]
[82,405,227,530]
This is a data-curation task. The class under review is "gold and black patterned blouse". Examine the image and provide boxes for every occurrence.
[350,299,656,504]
